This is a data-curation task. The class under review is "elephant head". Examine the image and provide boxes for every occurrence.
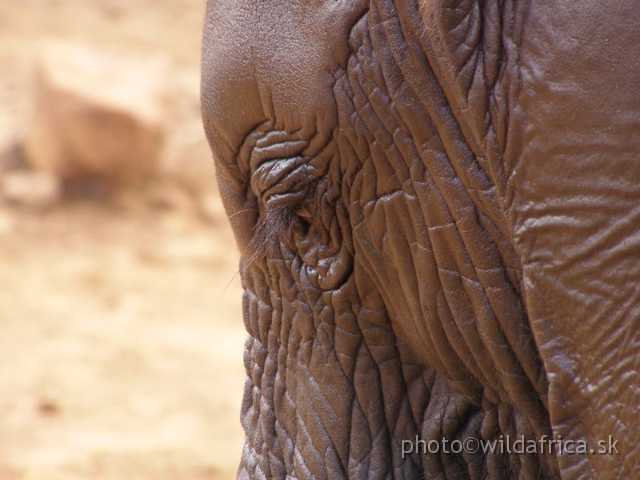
[201,1,640,478]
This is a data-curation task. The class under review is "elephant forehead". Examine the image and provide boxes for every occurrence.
[201,0,369,151]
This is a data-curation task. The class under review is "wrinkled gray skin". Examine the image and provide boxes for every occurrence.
[201,1,640,478]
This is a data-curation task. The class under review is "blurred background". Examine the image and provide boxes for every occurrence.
[0,0,246,479]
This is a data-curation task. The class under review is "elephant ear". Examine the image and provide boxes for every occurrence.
[421,1,640,478]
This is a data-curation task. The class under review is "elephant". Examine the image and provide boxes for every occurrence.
[201,0,640,478]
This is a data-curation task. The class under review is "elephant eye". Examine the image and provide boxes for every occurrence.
[295,204,313,235]
[296,204,312,222]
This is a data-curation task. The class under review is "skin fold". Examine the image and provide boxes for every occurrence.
[201,0,640,478]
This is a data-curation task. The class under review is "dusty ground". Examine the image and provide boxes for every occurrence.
[0,1,247,479]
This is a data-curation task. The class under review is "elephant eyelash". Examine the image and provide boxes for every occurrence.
[246,199,317,267]
[247,204,298,267]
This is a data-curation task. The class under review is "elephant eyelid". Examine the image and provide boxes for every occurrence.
[297,205,313,222]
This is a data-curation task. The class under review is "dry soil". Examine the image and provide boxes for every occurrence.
[0,1,246,479]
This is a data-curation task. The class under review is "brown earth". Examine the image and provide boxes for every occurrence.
[0,1,247,478]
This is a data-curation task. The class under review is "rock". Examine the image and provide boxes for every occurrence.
[0,141,28,172]
[0,209,13,235]
[2,171,61,210]
[159,68,218,197]
[24,41,170,188]
[197,193,227,224]
[142,179,196,214]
